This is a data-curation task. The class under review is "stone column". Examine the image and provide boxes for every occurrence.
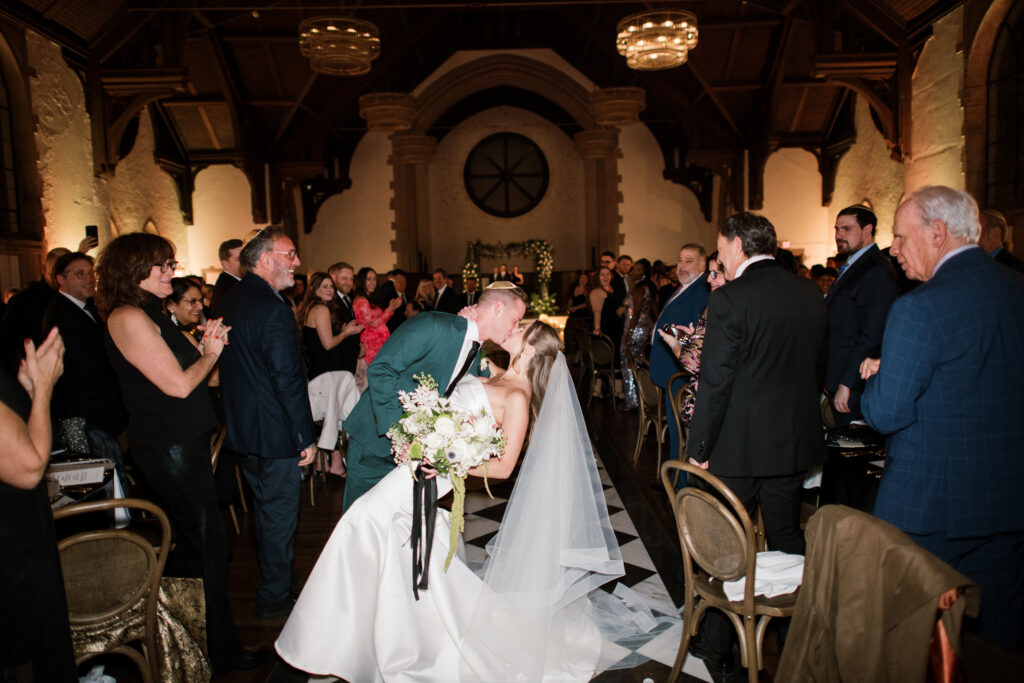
[574,128,621,261]
[390,134,436,272]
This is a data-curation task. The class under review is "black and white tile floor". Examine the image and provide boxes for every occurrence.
[461,457,712,682]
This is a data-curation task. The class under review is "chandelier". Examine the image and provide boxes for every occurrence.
[616,10,699,71]
[298,17,381,76]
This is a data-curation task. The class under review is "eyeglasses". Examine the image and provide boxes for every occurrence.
[155,260,179,273]
[708,270,720,279]
[270,249,298,260]
[186,298,203,306]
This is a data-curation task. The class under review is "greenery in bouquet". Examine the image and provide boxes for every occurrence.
[387,373,505,568]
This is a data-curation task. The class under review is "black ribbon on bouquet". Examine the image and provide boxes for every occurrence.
[410,461,437,600]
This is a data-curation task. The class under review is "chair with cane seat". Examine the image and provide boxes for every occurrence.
[589,332,618,406]
[660,461,798,683]
[209,424,241,533]
[54,498,172,683]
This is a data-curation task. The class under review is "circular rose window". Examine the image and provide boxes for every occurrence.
[463,133,549,218]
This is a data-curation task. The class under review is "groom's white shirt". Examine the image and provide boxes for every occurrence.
[448,319,480,389]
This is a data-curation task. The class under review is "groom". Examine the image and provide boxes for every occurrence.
[342,283,528,511]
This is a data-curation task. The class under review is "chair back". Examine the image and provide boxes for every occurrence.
[574,332,595,399]
[661,461,757,585]
[589,333,616,369]
[634,361,660,411]
[54,498,171,681]
[667,370,689,459]
[210,424,227,472]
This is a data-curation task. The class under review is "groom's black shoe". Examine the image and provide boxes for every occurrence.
[212,648,272,678]
[255,595,296,620]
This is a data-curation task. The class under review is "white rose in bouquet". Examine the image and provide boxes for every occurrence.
[434,416,456,436]
[424,431,445,452]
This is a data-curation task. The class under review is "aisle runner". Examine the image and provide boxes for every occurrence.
[462,457,712,682]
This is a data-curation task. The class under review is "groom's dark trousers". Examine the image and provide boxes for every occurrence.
[343,312,476,511]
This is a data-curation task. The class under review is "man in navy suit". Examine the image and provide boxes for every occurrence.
[209,238,243,317]
[220,227,316,620]
[432,268,460,315]
[861,186,1024,649]
[979,209,1024,273]
[824,205,900,425]
[649,243,708,462]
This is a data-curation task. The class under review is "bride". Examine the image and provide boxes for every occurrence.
[275,320,625,681]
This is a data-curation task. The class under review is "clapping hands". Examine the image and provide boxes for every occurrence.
[199,317,231,356]
[18,327,64,400]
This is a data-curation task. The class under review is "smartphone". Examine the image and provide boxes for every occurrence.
[662,323,682,339]
[85,225,98,239]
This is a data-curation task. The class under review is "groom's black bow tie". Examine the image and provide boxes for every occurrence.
[445,341,480,398]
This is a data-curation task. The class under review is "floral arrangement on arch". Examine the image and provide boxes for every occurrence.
[462,239,556,315]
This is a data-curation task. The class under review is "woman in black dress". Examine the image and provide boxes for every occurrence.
[563,269,592,358]
[0,328,77,681]
[99,233,264,676]
[297,272,362,381]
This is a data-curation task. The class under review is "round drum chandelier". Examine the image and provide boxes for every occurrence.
[616,10,699,71]
[298,17,381,76]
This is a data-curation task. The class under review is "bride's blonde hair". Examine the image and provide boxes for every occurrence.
[510,321,561,442]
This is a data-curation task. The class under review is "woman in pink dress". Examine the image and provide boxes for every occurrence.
[352,267,402,365]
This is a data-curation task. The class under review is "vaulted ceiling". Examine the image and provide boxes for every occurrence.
[2,0,962,224]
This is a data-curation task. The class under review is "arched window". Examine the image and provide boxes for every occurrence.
[0,61,18,234]
[987,2,1024,208]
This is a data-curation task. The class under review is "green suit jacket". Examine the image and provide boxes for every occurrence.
[345,311,476,462]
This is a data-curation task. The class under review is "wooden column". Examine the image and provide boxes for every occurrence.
[390,134,436,272]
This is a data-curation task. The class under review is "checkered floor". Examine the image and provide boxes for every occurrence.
[461,457,712,682]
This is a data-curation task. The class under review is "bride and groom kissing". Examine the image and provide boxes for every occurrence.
[276,282,628,681]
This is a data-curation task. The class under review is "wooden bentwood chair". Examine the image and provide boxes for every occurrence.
[629,354,665,468]
[660,461,798,683]
[54,498,172,683]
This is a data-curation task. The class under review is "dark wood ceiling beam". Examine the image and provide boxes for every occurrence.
[684,61,744,142]
[812,53,898,79]
[273,10,451,158]
[837,0,905,45]
[90,2,172,63]
[907,0,961,39]
[273,73,319,145]
[41,0,74,20]
[263,43,286,97]
[0,3,88,60]
[788,86,809,133]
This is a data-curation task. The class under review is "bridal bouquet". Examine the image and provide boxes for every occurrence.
[388,373,504,571]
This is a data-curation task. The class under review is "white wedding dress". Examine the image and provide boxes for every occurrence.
[276,357,626,682]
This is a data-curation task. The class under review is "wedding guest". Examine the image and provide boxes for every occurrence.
[459,277,480,307]
[352,267,402,365]
[510,265,525,288]
[588,266,616,339]
[210,238,243,317]
[165,277,205,340]
[413,278,435,310]
[220,228,316,623]
[328,262,362,373]
[432,268,459,314]
[563,270,592,358]
[298,272,361,380]
[621,258,655,410]
[378,269,408,332]
[99,233,264,675]
[0,328,77,682]
[655,252,724,426]
[493,264,511,281]
[0,245,71,375]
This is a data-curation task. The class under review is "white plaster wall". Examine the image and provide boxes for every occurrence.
[26,32,110,253]
[906,7,965,193]
[190,165,262,280]
[829,98,906,250]
[619,123,716,263]
[428,106,585,275]
[106,111,190,266]
[761,148,831,266]
[299,131,395,274]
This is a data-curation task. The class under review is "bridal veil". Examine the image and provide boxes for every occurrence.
[458,354,625,681]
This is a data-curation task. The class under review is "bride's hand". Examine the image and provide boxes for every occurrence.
[418,459,439,479]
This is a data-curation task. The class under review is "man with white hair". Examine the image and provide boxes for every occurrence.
[860,186,1024,649]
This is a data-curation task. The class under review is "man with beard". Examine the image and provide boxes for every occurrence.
[824,205,900,426]
[220,227,316,620]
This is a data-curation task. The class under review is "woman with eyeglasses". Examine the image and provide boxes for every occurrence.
[165,277,205,340]
[98,233,264,676]
[656,250,726,426]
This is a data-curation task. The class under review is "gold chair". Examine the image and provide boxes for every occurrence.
[54,498,172,683]
[630,356,665,468]
[660,461,798,683]
[663,370,689,481]
[209,425,241,534]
